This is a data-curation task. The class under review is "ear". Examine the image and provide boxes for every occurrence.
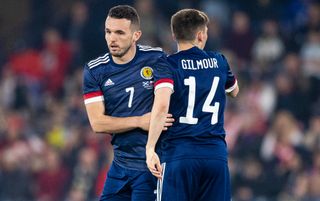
[132,30,142,43]
[197,28,208,49]
[197,30,204,43]
[172,33,176,41]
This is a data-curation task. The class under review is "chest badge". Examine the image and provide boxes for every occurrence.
[140,66,153,80]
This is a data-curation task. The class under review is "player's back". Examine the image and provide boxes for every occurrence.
[161,46,236,162]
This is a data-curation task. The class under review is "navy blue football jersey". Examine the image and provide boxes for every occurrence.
[154,47,237,162]
[83,45,169,170]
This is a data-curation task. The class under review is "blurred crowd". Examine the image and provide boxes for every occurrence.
[0,0,320,201]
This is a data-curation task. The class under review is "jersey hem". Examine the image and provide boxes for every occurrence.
[113,158,149,171]
[161,155,227,163]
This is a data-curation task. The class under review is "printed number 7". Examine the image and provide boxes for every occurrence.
[125,87,134,108]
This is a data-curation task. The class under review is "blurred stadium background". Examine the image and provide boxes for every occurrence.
[0,0,320,200]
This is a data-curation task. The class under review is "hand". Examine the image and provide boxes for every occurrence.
[139,113,174,131]
[146,148,162,179]
[163,113,174,131]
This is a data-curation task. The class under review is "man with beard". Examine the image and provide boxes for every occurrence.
[82,5,173,201]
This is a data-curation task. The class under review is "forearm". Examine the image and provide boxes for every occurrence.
[146,109,167,150]
[85,101,145,134]
[90,115,140,134]
[146,89,172,150]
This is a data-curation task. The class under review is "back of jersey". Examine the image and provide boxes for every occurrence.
[160,46,237,162]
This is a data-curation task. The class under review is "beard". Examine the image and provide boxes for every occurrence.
[109,44,132,58]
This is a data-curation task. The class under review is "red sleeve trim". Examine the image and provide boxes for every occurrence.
[83,91,103,100]
[155,78,174,87]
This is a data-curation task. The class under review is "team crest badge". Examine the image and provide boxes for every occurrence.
[140,66,153,80]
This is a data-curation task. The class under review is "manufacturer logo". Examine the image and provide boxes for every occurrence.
[140,66,153,80]
[104,79,114,86]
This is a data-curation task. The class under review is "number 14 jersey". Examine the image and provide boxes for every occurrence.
[154,47,237,162]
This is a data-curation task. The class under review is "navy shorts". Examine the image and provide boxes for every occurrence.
[157,158,231,201]
[100,162,157,201]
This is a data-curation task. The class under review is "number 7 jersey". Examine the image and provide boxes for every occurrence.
[83,45,168,170]
[154,46,237,162]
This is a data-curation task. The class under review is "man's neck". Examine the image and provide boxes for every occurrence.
[112,44,137,64]
[177,41,201,52]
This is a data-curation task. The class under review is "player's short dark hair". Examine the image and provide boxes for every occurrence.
[108,5,140,30]
[171,9,209,41]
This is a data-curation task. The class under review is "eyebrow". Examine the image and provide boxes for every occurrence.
[105,28,126,33]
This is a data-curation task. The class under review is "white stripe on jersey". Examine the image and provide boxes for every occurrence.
[84,96,104,104]
[156,162,166,201]
[139,47,163,51]
[89,59,110,69]
[138,45,162,51]
[155,83,174,93]
[88,53,109,66]
[225,79,238,93]
[88,56,109,67]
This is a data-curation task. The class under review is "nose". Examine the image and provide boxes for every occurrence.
[109,33,116,42]
[106,32,116,43]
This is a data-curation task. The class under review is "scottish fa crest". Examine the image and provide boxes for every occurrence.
[140,66,153,80]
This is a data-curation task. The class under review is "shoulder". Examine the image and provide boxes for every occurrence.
[206,51,229,64]
[85,52,111,70]
[137,44,165,57]
[205,50,221,58]
[138,44,163,52]
[167,51,180,61]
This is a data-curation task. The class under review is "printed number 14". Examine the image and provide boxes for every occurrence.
[179,76,220,125]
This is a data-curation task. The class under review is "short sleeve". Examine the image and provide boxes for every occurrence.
[153,54,174,92]
[221,54,237,93]
[82,65,104,104]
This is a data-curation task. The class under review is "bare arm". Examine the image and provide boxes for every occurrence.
[85,101,149,134]
[85,101,174,134]
[146,87,172,179]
